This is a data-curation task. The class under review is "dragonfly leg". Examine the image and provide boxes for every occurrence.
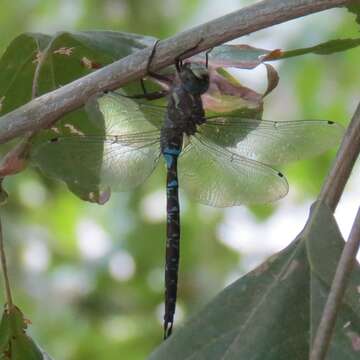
[122,40,170,101]
[124,87,168,100]
[205,48,213,68]
[175,38,204,72]
[143,40,171,94]
[145,40,161,78]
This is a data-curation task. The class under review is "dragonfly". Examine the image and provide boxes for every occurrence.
[31,47,343,339]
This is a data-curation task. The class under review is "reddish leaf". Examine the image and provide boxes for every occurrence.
[263,63,279,98]
[192,44,282,69]
[202,69,263,114]
[0,142,30,177]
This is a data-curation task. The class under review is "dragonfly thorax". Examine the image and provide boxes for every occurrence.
[161,64,208,154]
[178,63,209,95]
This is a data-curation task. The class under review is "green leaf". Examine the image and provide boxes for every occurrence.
[0,33,52,116]
[347,0,360,25]
[0,30,157,202]
[11,335,44,360]
[0,309,11,353]
[148,202,360,359]
[32,31,156,96]
[280,38,360,59]
[0,31,156,116]
[0,306,52,360]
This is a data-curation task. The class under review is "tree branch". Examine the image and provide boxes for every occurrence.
[309,207,360,360]
[0,0,349,144]
[318,101,360,212]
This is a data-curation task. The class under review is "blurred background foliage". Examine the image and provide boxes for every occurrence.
[0,1,359,359]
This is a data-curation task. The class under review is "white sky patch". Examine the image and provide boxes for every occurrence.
[228,64,275,97]
[31,0,82,32]
[22,238,50,273]
[336,195,360,240]
[76,218,112,260]
[51,266,94,302]
[59,0,82,25]
[218,187,311,272]
[334,161,360,261]
[140,189,166,223]
[18,179,47,208]
[108,251,136,282]
[162,0,181,18]
[219,200,308,253]
[185,0,242,29]
[230,7,342,51]
[105,1,129,22]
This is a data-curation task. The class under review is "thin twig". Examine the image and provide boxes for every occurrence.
[0,211,13,308]
[310,100,360,358]
[309,207,360,360]
[318,101,360,212]
[0,0,349,144]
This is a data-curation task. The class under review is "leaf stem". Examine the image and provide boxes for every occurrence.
[309,207,360,360]
[0,210,13,308]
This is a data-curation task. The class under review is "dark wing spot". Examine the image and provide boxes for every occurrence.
[278,172,284,178]
[50,137,59,143]
[327,121,335,125]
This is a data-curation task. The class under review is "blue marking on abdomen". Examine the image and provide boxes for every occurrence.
[163,147,181,168]
[164,154,174,168]
[163,147,181,156]
[167,180,178,188]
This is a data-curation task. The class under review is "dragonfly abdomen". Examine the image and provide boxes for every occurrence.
[163,146,181,339]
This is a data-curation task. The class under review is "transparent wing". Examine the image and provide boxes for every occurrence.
[87,92,166,132]
[178,135,288,207]
[200,117,344,165]
[32,93,163,192]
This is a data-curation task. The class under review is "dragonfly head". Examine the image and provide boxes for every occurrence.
[178,63,209,95]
